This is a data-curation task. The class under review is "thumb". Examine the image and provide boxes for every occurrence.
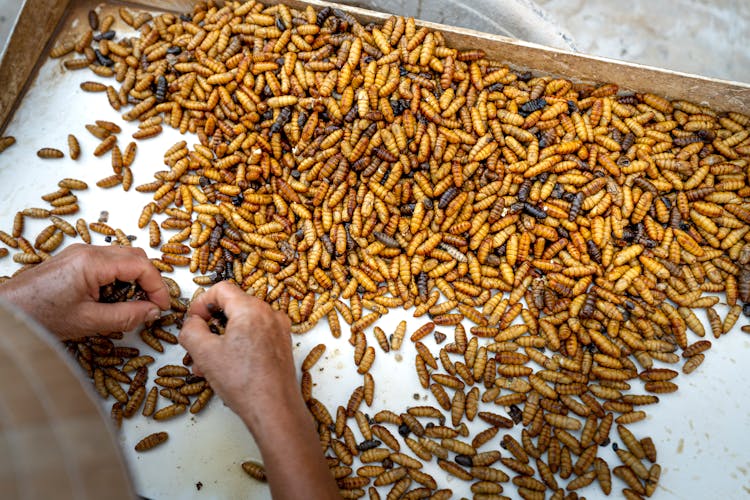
[81,301,162,334]
[179,314,219,363]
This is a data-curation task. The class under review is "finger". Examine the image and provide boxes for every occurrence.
[187,280,251,320]
[179,314,220,361]
[89,246,170,309]
[79,300,162,334]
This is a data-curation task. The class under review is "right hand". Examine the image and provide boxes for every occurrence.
[178,281,296,429]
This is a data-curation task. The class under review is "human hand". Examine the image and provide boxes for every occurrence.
[0,244,170,340]
[178,281,296,431]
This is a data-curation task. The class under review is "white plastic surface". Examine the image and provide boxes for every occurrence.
[0,13,749,500]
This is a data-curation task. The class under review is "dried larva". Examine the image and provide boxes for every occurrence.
[156,364,189,377]
[37,147,64,159]
[135,432,168,452]
[89,221,116,235]
[59,178,88,190]
[123,142,137,166]
[682,353,705,374]
[94,135,117,156]
[104,376,127,403]
[76,218,91,244]
[241,461,267,481]
[124,386,146,417]
[391,321,407,350]
[302,343,326,371]
[133,125,162,139]
[142,386,158,417]
[153,403,186,420]
[67,134,80,159]
[0,136,16,154]
[96,174,123,189]
[363,372,375,406]
[80,81,108,92]
[190,387,214,414]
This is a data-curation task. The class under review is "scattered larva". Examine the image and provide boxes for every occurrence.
[302,343,326,371]
[74,218,91,244]
[152,403,186,421]
[37,147,64,159]
[80,81,108,92]
[0,136,16,154]
[66,134,80,159]
[241,461,267,482]
[93,135,117,156]
[58,178,88,190]
[134,432,168,452]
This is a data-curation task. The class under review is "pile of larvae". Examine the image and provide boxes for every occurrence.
[17,0,750,498]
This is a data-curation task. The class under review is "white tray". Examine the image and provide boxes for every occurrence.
[0,11,748,500]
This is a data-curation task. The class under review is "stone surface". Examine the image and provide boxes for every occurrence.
[537,0,749,82]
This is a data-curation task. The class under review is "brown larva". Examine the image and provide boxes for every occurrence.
[153,403,187,421]
[80,81,108,92]
[37,147,64,159]
[96,174,123,189]
[241,461,267,481]
[75,218,91,244]
[141,386,158,417]
[190,387,214,414]
[0,136,15,154]
[104,376,127,403]
[124,386,146,417]
[302,343,326,371]
[93,135,117,156]
[67,134,80,159]
[58,178,88,190]
[134,432,168,452]
[89,221,116,235]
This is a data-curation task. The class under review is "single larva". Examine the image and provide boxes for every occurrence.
[37,147,64,159]
[0,136,15,154]
[134,432,168,452]
[64,135,80,160]
[58,178,88,190]
[241,461,267,482]
[124,386,146,417]
[80,81,108,92]
[93,135,117,156]
[152,403,186,421]
[302,343,326,371]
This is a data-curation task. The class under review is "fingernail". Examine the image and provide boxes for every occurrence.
[148,308,161,322]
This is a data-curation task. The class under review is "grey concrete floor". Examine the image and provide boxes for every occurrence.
[0,0,747,82]
[537,0,749,83]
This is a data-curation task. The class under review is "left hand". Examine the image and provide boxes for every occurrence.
[0,244,170,339]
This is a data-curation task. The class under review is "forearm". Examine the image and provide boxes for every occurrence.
[241,389,341,500]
